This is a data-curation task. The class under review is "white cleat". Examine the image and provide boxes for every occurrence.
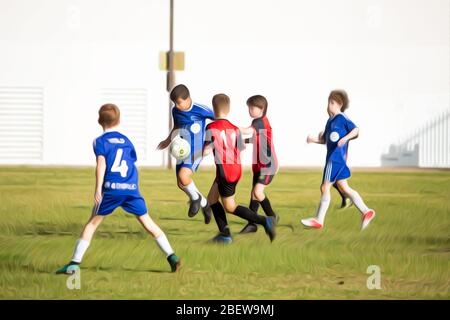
[300,217,323,229]
[361,210,376,230]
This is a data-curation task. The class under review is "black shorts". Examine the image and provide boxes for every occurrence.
[252,172,275,187]
[215,176,238,198]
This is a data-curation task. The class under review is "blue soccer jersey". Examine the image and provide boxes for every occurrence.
[93,130,148,216]
[324,113,357,163]
[93,130,140,195]
[172,102,214,172]
[322,113,357,183]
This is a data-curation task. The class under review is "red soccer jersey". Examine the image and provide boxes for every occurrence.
[251,116,278,174]
[204,119,245,183]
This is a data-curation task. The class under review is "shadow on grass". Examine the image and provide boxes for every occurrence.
[159,217,197,223]
[122,267,172,274]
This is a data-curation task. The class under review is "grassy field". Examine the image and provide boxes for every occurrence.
[0,166,449,299]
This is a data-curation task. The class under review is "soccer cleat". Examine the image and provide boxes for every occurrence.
[274,213,280,224]
[188,196,201,218]
[300,217,323,229]
[211,233,233,244]
[201,203,212,225]
[263,216,276,242]
[339,197,353,209]
[239,223,258,234]
[361,209,376,230]
[55,263,80,275]
[167,254,181,272]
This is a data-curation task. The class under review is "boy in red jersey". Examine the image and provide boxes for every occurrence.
[239,95,279,234]
[203,94,276,244]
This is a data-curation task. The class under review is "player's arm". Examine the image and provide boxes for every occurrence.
[202,125,213,157]
[239,126,253,136]
[157,125,179,150]
[202,142,213,157]
[239,126,254,144]
[307,131,325,144]
[237,130,247,151]
[94,155,106,204]
[338,127,359,147]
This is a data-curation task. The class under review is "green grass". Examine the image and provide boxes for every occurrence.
[0,166,449,299]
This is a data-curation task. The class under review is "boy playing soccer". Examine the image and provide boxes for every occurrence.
[203,94,276,243]
[301,90,376,230]
[56,104,180,274]
[157,85,213,223]
[239,95,279,234]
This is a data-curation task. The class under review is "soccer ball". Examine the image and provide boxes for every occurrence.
[169,136,191,161]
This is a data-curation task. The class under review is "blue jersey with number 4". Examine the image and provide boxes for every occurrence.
[324,113,357,164]
[93,131,140,195]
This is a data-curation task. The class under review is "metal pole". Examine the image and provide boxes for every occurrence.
[167,0,175,169]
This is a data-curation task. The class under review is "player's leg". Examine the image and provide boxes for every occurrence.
[240,182,278,234]
[177,166,208,218]
[123,195,180,272]
[333,182,352,209]
[253,182,278,221]
[239,173,260,234]
[222,196,276,242]
[56,211,105,274]
[136,213,180,272]
[335,179,375,230]
[301,181,333,229]
[208,181,232,243]
[249,172,260,213]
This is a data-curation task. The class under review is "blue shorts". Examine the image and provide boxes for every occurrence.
[322,161,351,183]
[94,193,148,216]
[175,156,203,174]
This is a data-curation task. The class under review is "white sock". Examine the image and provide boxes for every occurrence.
[71,239,90,263]
[155,233,175,257]
[348,191,369,214]
[316,194,331,225]
[182,181,207,207]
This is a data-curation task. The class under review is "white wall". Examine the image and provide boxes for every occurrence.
[0,0,448,167]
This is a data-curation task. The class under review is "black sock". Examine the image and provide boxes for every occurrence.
[69,261,80,265]
[211,202,229,235]
[233,205,266,225]
[249,199,260,213]
[259,197,275,217]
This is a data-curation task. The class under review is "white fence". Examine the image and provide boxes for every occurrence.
[0,87,44,162]
[381,110,450,168]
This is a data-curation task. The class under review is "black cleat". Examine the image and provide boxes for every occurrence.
[211,233,233,244]
[263,216,276,242]
[273,213,280,224]
[188,196,201,218]
[202,203,212,224]
[239,223,258,234]
[167,254,181,272]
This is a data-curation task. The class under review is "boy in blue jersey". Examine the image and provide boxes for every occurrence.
[56,104,180,274]
[157,84,214,222]
[301,90,376,230]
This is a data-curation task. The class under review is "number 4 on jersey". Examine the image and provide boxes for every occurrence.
[111,148,129,177]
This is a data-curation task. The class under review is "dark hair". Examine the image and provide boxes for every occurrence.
[212,93,230,115]
[246,95,268,116]
[98,103,120,127]
[328,90,349,112]
[170,84,190,103]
